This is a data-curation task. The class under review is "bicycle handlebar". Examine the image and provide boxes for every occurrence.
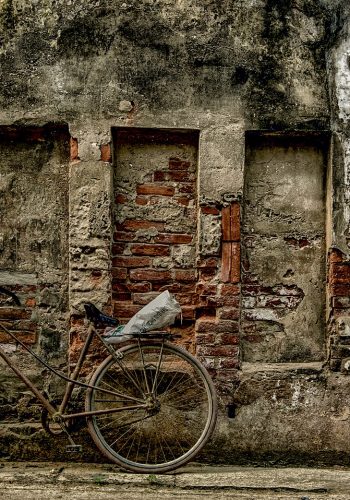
[0,287,21,306]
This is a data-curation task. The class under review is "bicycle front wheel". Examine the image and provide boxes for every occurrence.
[86,342,217,473]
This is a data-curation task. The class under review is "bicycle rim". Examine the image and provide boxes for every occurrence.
[86,342,217,473]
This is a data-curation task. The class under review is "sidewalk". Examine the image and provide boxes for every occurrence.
[2,462,350,499]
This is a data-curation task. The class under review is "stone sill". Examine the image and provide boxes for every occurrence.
[241,361,324,375]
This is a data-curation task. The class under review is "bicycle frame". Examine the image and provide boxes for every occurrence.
[0,319,151,422]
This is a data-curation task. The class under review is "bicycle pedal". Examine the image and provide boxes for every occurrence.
[66,445,83,453]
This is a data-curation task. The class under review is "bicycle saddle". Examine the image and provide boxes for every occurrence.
[84,303,119,328]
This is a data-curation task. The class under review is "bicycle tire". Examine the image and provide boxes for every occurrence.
[85,342,217,473]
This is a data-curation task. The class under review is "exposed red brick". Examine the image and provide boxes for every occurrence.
[199,268,218,281]
[196,283,218,296]
[113,302,141,319]
[174,269,197,282]
[330,263,350,282]
[174,196,190,206]
[330,284,350,296]
[111,243,126,255]
[129,269,171,282]
[182,305,196,320]
[112,282,129,292]
[155,233,193,244]
[115,193,128,204]
[112,293,131,301]
[132,292,159,305]
[116,220,165,232]
[198,258,219,268]
[113,231,136,242]
[70,137,79,161]
[222,206,231,241]
[222,241,232,283]
[174,293,197,305]
[137,184,175,196]
[135,196,148,205]
[328,249,344,263]
[0,331,37,344]
[201,206,220,215]
[100,143,111,162]
[196,333,216,345]
[178,183,195,194]
[217,358,240,369]
[128,282,152,292]
[112,256,151,268]
[0,308,31,320]
[111,268,127,280]
[218,308,240,320]
[231,202,240,241]
[196,318,239,334]
[25,298,36,308]
[231,242,240,283]
[220,284,240,296]
[169,158,191,170]
[218,333,240,345]
[130,244,170,256]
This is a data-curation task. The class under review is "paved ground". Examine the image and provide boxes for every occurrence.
[2,462,350,499]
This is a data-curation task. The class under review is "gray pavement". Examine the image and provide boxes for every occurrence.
[1,462,350,499]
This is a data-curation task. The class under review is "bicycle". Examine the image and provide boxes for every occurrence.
[0,287,217,474]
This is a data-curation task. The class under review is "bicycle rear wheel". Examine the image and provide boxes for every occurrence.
[86,342,217,473]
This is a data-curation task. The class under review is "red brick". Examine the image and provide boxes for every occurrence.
[330,263,350,282]
[25,298,36,307]
[155,233,193,244]
[231,202,240,241]
[135,196,148,205]
[178,183,195,194]
[116,220,165,232]
[113,231,136,242]
[218,333,240,345]
[112,293,131,301]
[198,258,219,268]
[182,305,196,320]
[220,284,240,296]
[70,137,79,161]
[196,318,239,334]
[222,203,240,242]
[201,206,220,215]
[222,241,232,283]
[112,256,151,268]
[218,308,240,320]
[111,243,126,255]
[100,143,111,162]
[132,292,159,305]
[113,302,141,319]
[115,193,128,204]
[231,242,240,283]
[129,269,171,282]
[112,282,130,292]
[196,283,218,296]
[0,331,37,344]
[217,358,240,369]
[169,158,191,170]
[174,196,190,206]
[128,282,152,292]
[328,249,344,263]
[196,333,216,345]
[330,284,350,296]
[174,269,197,282]
[222,206,231,241]
[0,308,31,320]
[174,293,197,305]
[111,268,127,280]
[137,184,175,196]
[130,244,170,256]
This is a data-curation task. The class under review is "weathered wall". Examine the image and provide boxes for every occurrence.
[1,0,350,465]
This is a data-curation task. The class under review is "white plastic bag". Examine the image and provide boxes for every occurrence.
[123,290,181,335]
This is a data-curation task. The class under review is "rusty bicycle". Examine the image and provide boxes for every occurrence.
[0,287,217,474]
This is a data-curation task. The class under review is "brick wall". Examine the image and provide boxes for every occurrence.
[328,248,350,370]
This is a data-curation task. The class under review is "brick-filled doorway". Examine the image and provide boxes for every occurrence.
[111,128,199,347]
[242,132,330,363]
